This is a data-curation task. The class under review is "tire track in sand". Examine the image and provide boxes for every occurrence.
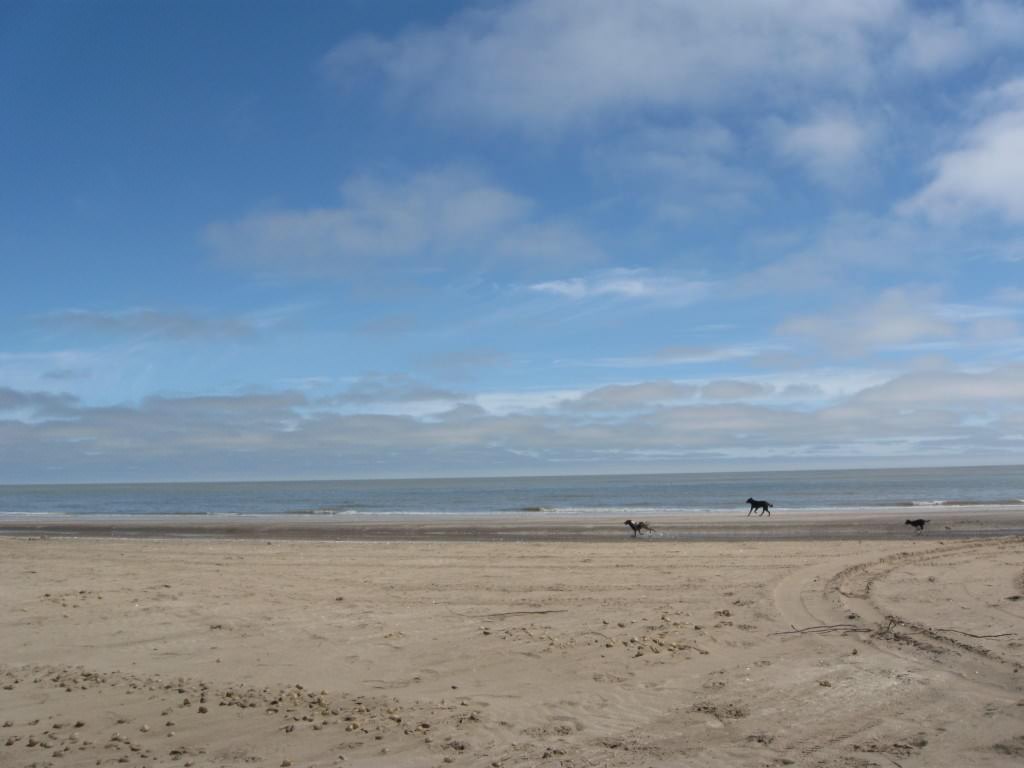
[771,538,1024,763]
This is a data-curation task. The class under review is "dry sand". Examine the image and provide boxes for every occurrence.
[1,516,1023,767]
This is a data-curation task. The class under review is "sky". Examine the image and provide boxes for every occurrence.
[2,0,1024,483]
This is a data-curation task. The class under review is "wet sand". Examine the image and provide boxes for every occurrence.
[2,505,1023,541]
[1,515,1023,766]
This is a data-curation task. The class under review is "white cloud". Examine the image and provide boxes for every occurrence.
[565,381,698,411]
[851,364,1024,405]
[592,121,765,213]
[779,287,954,353]
[902,77,1024,222]
[324,0,902,132]
[0,387,78,418]
[937,301,1021,341]
[897,9,972,72]
[323,374,464,406]
[582,344,769,369]
[969,316,1020,341]
[895,0,1024,73]
[771,111,875,186]
[488,221,600,268]
[530,268,710,304]
[324,2,1024,135]
[205,168,598,277]
[700,380,771,401]
[735,213,950,295]
[4,362,1024,480]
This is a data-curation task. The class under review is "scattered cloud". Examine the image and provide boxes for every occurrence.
[325,1,1024,135]
[735,213,947,295]
[894,0,1024,73]
[700,380,771,401]
[584,344,771,369]
[592,121,765,213]
[565,381,698,411]
[205,167,599,278]
[778,287,955,353]
[323,0,901,132]
[0,386,79,418]
[901,77,1024,222]
[771,110,876,186]
[851,364,1024,405]
[4,361,1024,480]
[530,268,710,304]
[323,374,465,406]
[10,2,1024,481]
[475,389,582,416]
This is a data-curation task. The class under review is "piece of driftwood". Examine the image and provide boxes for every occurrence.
[911,627,1013,639]
[771,623,871,636]
[773,618,1013,640]
[448,608,569,619]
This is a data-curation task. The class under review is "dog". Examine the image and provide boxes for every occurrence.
[746,497,773,517]
[905,518,929,533]
[624,519,655,537]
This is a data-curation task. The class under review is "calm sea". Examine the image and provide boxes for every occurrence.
[0,465,1022,518]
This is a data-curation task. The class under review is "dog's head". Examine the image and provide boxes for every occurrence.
[624,519,634,527]
[746,497,755,504]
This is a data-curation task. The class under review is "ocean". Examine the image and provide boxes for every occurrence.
[0,465,1022,518]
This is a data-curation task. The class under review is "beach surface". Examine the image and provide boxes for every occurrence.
[2,515,1023,767]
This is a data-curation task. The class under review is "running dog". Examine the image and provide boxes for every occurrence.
[905,518,929,533]
[746,497,773,517]
[624,519,655,537]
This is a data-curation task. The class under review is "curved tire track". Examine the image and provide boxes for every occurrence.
[771,538,1024,764]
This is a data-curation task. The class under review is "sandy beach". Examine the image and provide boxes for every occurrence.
[2,516,1023,767]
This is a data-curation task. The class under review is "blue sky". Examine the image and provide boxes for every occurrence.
[2,0,1024,482]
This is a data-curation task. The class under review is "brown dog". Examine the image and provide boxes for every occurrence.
[624,519,654,537]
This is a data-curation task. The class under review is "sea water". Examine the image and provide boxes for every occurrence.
[0,465,1022,518]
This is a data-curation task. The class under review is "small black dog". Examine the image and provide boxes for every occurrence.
[746,497,773,517]
[905,518,929,533]
[624,519,655,537]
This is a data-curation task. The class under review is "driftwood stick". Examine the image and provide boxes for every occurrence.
[448,608,569,619]
[771,623,870,636]
[917,627,1013,639]
[774,618,1012,640]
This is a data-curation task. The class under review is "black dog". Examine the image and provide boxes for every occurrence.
[624,519,655,537]
[905,518,929,533]
[746,497,773,517]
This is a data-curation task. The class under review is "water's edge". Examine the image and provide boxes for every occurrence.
[2,465,1022,519]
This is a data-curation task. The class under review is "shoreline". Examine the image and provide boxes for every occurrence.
[2,505,1022,541]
